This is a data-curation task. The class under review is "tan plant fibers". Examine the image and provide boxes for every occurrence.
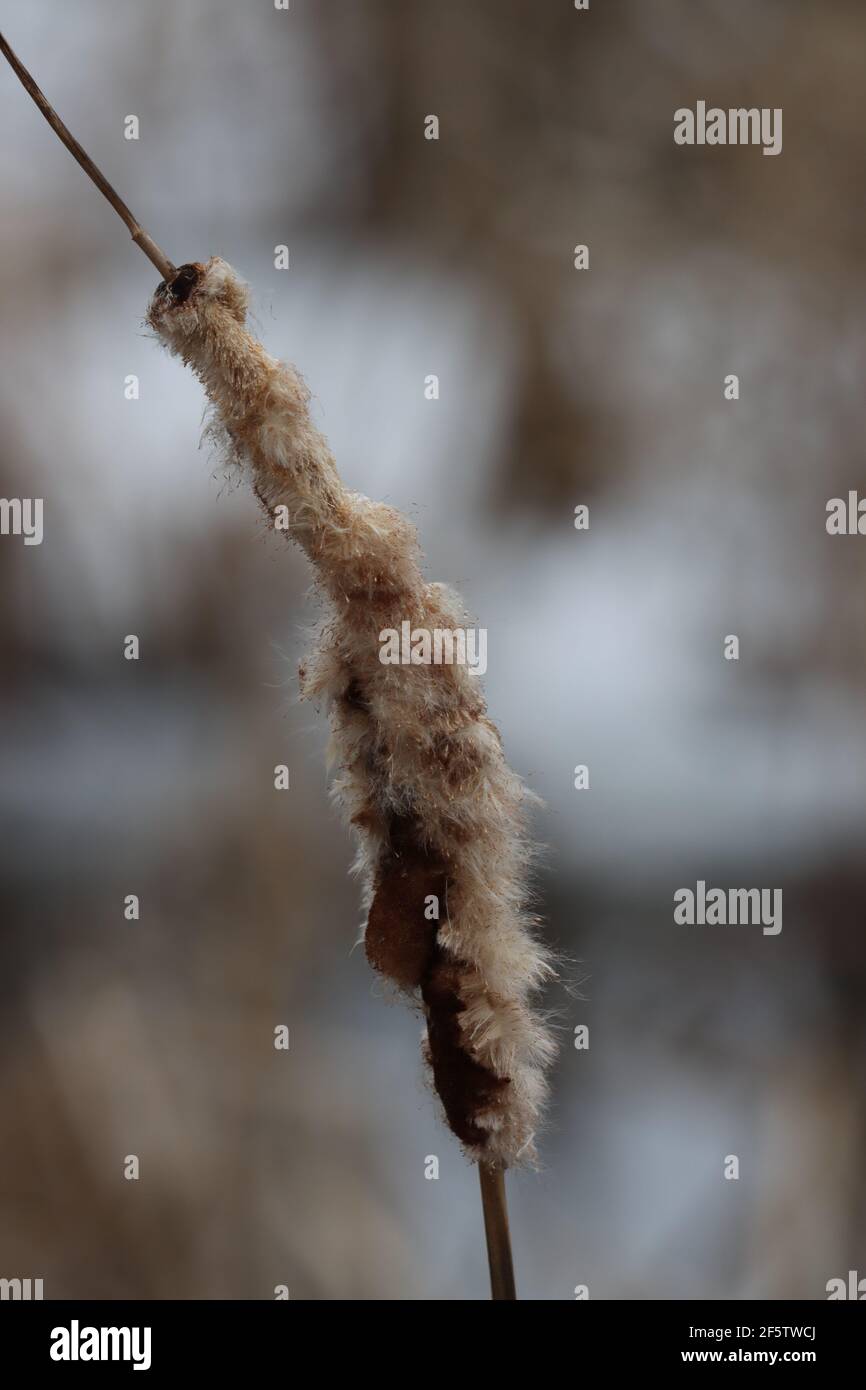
[148,258,556,1165]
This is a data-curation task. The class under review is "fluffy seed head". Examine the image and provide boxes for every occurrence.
[148,258,556,1165]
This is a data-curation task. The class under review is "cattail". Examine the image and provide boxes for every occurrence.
[146,260,556,1173]
[2,32,557,1299]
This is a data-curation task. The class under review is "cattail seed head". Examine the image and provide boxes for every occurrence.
[149,258,556,1165]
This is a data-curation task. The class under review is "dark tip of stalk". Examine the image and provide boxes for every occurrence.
[166,263,203,303]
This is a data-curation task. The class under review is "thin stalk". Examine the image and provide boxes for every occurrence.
[0,30,176,281]
[478,1162,517,1300]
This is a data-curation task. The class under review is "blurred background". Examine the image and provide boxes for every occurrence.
[2,0,866,1300]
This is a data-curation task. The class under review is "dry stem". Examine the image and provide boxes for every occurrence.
[0,29,176,281]
[478,1163,517,1300]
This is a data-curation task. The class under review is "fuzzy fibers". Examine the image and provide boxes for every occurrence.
[147,258,556,1166]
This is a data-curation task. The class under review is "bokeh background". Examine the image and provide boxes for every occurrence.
[2,0,866,1300]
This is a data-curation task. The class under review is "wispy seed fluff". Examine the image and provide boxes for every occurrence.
[148,258,556,1166]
